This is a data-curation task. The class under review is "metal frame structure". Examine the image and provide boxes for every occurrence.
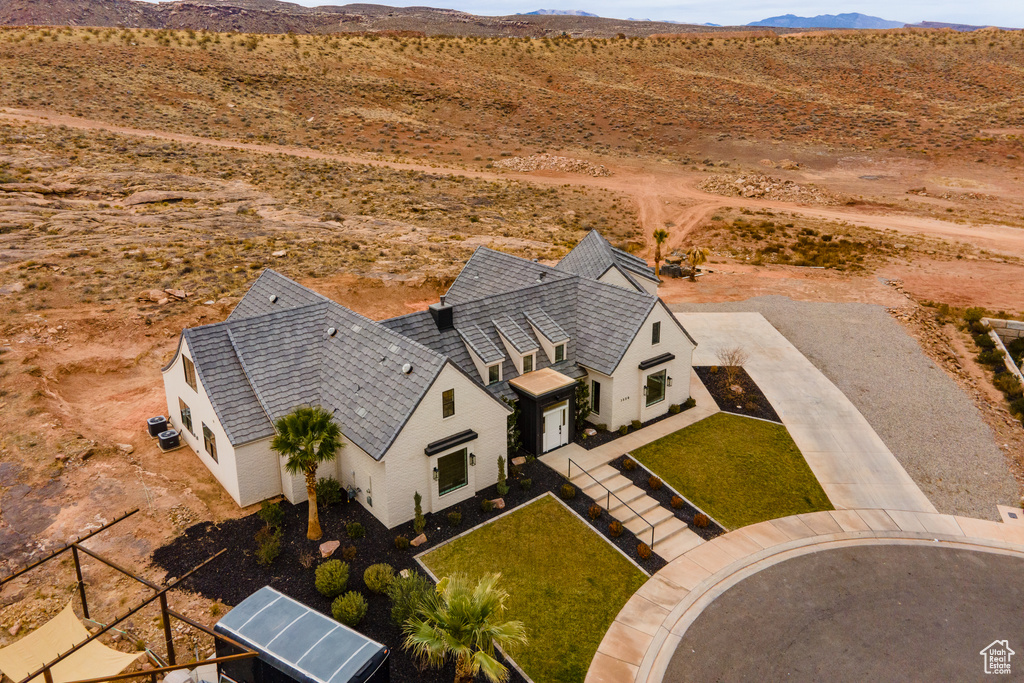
[0,508,258,683]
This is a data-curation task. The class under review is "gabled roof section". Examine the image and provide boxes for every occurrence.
[457,324,505,364]
[444,247,572,305]
[228,269,326,321]
[492,315,538,353]
[574,278,658,373]
[556,230,658,287]
[524,308,569,343]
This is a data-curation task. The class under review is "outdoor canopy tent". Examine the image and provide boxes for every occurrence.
[0,602,144,683]
[214,587,389,683]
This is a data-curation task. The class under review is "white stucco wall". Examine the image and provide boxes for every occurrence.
[382,362,508,527]
[597,265,659,296]
[635,274,659,296]
[584,367,614,428]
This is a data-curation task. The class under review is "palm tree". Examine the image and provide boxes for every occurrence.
[652,228,670,280]
[686,246,710,282]
[272,405,342,541]
[403,573,528,683]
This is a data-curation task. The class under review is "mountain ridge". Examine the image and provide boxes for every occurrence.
[748,12,905,29]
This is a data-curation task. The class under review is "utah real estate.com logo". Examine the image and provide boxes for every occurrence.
[980,640,1015,675]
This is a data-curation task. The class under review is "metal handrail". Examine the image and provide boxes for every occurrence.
[568,457,656,548]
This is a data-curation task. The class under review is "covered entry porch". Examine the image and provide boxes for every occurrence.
[509,368,578,455]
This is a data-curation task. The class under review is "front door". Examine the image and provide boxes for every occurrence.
[542,401,569,453]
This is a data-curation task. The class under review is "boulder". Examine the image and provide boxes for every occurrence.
[490,498,505,510]
[272,250,288,258]
[117,443,134,454]
[8,621,21,637]
[164,289,188,300]
[319,540,340,558]
[410,533,427,547]
[511,456,527,466]
[138,289,165,302]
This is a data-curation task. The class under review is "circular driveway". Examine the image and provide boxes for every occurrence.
[666,544,1024,682]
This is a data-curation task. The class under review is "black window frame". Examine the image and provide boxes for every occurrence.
[437,448,468,496]
[183,356,197,391]
[645,369,667,407]
[442,388,455,419]
[488,364,500,385]
[179,398,194,436]
[554,343,565,363]
[202,422,218,463]
[522,353,534,374]
[652,321,661,345]
[591,380,601,415]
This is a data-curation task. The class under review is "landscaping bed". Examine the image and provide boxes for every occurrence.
[575,401,694,451]
[694,365,781,423]
[628,412,832,529]
[420,495,648,683]
[609,454,726,539]
[152,455,661,682]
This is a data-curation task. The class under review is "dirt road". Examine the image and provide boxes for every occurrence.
[4,107,1024,259]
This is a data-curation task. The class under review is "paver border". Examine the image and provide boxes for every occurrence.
[584,509,1024,683]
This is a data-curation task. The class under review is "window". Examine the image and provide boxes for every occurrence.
[437,448,468,496]
[645,370,666,407]
[442,389,455,418]
[554,343,565,363]
[522,354,534,374]
[183,356,197,391]
[202,423,218,463]
[652,321,661,345]
[488,364,500,385]
[179,398,194,435]
[591,380,601,415]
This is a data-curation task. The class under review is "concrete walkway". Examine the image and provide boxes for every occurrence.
[585,509,1024,683]
[675,312,936,514]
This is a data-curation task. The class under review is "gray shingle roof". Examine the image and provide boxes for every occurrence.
[457,324,506,364]
[444,247,571,305]
[524,308,569,343]
[228,269,325,321]
[492,315,538,353]
[555,230,658,288]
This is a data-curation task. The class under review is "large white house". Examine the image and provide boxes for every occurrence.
[162,230,696,528]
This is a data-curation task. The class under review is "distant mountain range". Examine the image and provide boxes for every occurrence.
[521,9,598,17]
[748,13,905,29]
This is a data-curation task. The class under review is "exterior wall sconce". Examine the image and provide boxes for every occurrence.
[470,453,476,466]
[643,386,648,396]
[667,376,673,387]
[433,467,438,481]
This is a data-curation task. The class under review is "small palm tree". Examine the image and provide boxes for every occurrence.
[686,246,710,282]
[652,228,670,280]
[403,573,528,683]
[272,405,342,541]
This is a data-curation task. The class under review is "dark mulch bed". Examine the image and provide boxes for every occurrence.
[152,456,661,682]
[609,455,726,540]
[693,366,781,423]
[574,403,695,451]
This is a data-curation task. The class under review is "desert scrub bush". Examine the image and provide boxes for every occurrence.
[315,560,349,598]
[560,484,576,500]
[588,503,603,520]
[621,456,637,471]
[481,498,495,513]
[963,307,986,324]
[363,563,395,594]
[977,350,1005,367]
[994,373,1023,398]
[315,476,344,505]
[331,591,367,627]
[346,522,365,539]
[447,510,462,526]
[670,495,684,509]
[387,570,432,626]
[693,513,710,528]
[257,500,283,528]
[342,545,357,561]
[608,520,624,537]
[519,478,532,490]
[394,535,410,550]
[973,334,996,350]
[637,542,652,560]
[648,476,663,491]
[254,526,282,566]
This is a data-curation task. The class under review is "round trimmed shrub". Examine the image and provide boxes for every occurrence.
[481,499,495,513]
[608,520,624,537]
[693,513,710,528]
[559,483,576,500]
[447,510,462,527]
[670,495,684,510]
[394,535,410,550]
[618,424,629,436]
[648,476,663,491]
[315,560,350,598]
[588,503,603,520]
[332,591,367,627]
[637,542,652,560]
[631,419,642,430]
[621,457,637,471]
[363,563,395,594]
[346,522,365,539]
[519,478,532,490]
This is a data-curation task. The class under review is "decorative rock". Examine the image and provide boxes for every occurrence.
[490,498,505,510]
[399,569,410,578]
[410,533,427,547]
[583,428,597,437]
[319,540,340,558]
[511,456,526,466]
[9,621,21,636]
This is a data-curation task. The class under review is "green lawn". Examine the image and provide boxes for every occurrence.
[630,412,832,529]
[420,494,647,683]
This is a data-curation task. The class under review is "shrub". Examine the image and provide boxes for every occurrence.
[621,457,637,471]
[709,365,719,373]
[394,535,410,550]
[346,522,365,539]
[388,570,432,626]
[588,503,603,520]
[994,373,1023,398]
[342,545,357,562]
[496,455,509,496]
[509,464,522,478]
[413,491,426,535]
[298,551,316,569]
[745,401,758,411]
[963,307,986,324]
[316,477,344,506]
[669,404,681,414]
[609,520,624,537]
[254,526,281,566]
[1010,396,1024,417]
[648,476,663,491]
[257,500,283,529]
[670,495,684,509]
[637,542,652,560]
[977,350,1005,367]
[597,423,607,431]
[618,425,629,436]
[332,591,367,627]
[631,419,642,430]
[693,513,710,528]
[560,484,576,500]
[974,334,996,349]
[481,499,495,513]
[970,320,988,335]
[315,560,350,598]
[447,510,462,527]
[519,478,532,490]
[363,564,395,594]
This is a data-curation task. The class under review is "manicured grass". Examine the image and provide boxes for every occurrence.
[630,412,832,529]
[420,494,647,683]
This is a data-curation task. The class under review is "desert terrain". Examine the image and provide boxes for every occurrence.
[1,25,1024,674]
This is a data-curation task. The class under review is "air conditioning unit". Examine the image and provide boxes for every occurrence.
[158,430,180,450]
[147,416,168,437]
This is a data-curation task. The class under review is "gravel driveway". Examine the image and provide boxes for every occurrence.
[670,296,1018,520]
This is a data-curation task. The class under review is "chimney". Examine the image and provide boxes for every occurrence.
[429,295,454,331]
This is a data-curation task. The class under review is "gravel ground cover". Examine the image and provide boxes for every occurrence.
[671,296,1017,520]
[693,366,781,423]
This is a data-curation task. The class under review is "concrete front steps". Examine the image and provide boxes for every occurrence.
[570,463,704,562]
